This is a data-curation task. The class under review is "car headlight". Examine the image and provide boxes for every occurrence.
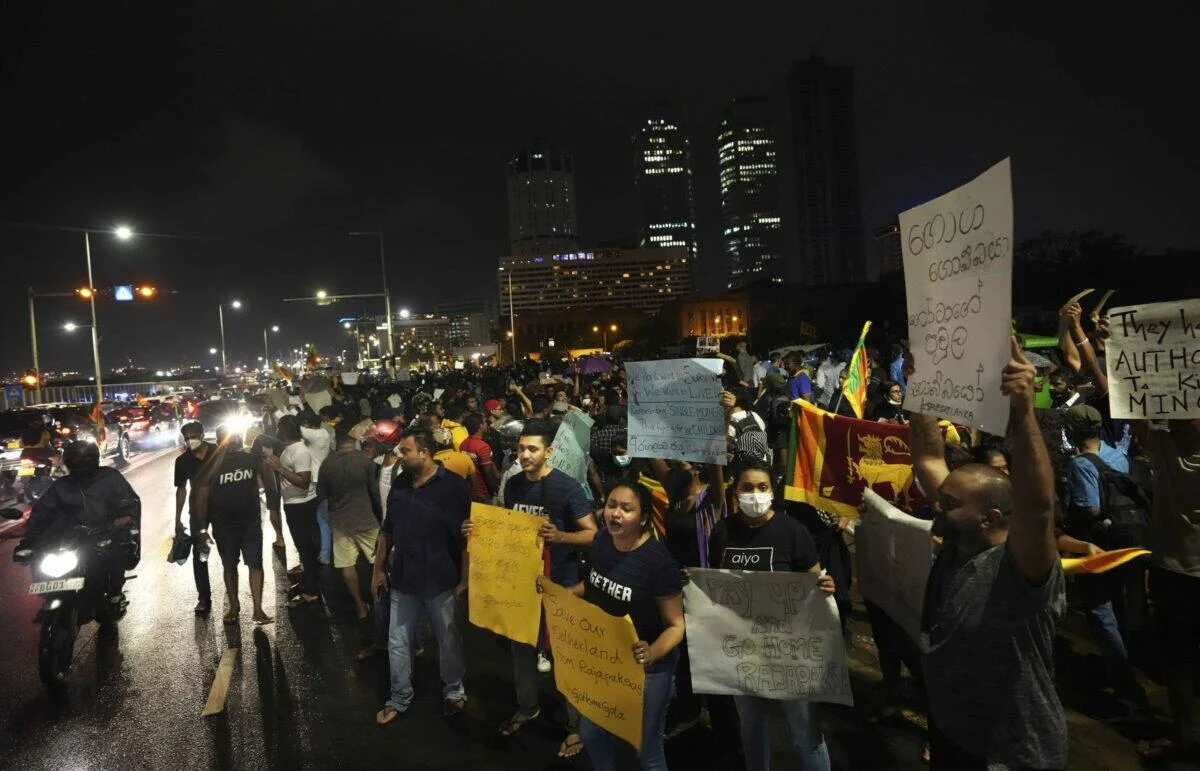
[223,414,253,435]
[39,550,78,578]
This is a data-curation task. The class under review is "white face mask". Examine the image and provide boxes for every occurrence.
[737,492,773,518]
[613,454,632,468]
[186,438,203,451]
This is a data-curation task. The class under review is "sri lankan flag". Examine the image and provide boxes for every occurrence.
[841,321,871,419]
[785,400,931,518]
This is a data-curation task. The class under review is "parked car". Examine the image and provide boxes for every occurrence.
[192,400,255,443]
[106,403,180,458]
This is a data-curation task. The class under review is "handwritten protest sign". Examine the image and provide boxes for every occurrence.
[901,158,1013,435]
[856,489,934,645]
[541,581,645,749]
[548,409,595,493]
[1106,298,1200,419]
[683,568,853,705]
[467,504,545,645]
[627,358,726,465]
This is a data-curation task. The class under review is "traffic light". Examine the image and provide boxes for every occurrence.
[76,287,94,299]
[21,370,39,390]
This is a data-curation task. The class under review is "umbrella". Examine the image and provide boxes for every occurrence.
[574,356,613,375]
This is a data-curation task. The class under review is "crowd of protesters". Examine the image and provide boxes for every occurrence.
[172,297,1199,770]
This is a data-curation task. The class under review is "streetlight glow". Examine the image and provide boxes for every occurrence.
[231,300,242,309]
[209,347,218,355]
[114,225,133,241]
[63,322,79,332]
[316,290,327,300]
[271,325,279,332]
[399,308,411,319]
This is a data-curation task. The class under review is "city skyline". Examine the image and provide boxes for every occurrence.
[2,1,1198,373]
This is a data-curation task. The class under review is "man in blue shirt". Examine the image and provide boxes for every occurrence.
[1064,404,1148,713]
[372,427,470,725]
[783,352,814,403]
[889,344,907,392]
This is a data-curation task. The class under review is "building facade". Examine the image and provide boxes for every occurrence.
[787,57,865,285]
[506,140,579,257]
[874,223,903,275]
[633,102,698,263]
[498,246,692,317]
[718,98,783,289]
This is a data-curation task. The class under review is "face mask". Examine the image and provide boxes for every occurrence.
[737,492,773,518]
[613,454,632,468]
[186,438,203,451]
[582,398,592,407]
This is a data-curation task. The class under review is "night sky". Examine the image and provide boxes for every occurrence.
[2,0,1197,375]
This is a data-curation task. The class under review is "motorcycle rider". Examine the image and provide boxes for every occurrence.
[24,440,141,611]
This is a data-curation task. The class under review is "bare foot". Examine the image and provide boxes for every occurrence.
[252,610,274,626]
[356,605,370,621]
[273,539,286,549]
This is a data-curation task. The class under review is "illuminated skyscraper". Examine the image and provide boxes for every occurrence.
[718,98,783,288]
[633,102,697,263]
[506,139,579,256]
[788,57,865,284]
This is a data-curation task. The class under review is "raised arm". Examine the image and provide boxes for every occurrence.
[1002,336,1059,585]
[908,412,950,499]
[1066,303,1108,395]
[1057,305,1082,374]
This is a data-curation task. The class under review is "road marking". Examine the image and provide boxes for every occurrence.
[202,648,237,716]
[157,537,173,559]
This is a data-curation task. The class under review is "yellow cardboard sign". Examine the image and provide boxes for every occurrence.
[467,503,545,645]
[541,581,646,750]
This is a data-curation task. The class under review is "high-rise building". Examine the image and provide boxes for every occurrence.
[633,102,698,262]
[718,98,783,289]
[787,57,865,285]
[498,247,691,316]
[506,139,579,256]
[874,223,903,275]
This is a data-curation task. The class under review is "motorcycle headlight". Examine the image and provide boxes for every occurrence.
[39,550,79,578]
[223,414,253,435]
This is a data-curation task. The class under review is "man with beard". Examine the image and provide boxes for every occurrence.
[908,339,1066,770]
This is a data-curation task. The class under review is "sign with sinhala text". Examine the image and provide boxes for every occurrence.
[683,569,853,705]
[1106,299,1200,419]
[900,158,1013,435]
[547,408,595,492]
[541,581,645,749]
[467,504,545,645]
[626,358,726,465]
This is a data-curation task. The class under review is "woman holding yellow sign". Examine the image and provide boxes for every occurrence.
[541,478,685,770]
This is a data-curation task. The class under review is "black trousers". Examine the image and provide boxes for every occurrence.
[928,720,1062,771]
[284,498,321,596]
[193,542,211,604]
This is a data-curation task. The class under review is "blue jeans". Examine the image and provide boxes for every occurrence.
[734,696,830,771]
[579,666,673,771]
[385,588,465,712]
[1078,572,1147,704]
[316,500,331,563]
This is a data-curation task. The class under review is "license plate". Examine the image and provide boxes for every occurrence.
[29,578,84,595]
[17,467,34,477]
[5,441,19,450]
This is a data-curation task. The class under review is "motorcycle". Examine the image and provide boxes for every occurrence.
[3,508,137,686]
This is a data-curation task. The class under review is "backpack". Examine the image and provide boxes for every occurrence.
[1076,453,1153,550]
[730,411,762,440]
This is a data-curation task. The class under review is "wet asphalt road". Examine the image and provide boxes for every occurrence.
[0,447,1185,770]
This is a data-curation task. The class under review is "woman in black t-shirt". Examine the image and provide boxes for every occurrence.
[708,462,836,771]
[544,478,684,771]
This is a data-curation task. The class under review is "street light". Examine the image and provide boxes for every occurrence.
[81,225,135,405]
[114,226,132,241]
[592,323,618,350]
[217,299,242,371]
[63,321,91,332]
[263,325,280,369]
[209,347,218,355]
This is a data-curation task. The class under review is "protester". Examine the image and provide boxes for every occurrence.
[266,415,322,609]
[464,417,598,759]
[317,434,383,621]
[371,427,469,724]
[909,338,1067,770]
[783,353,814,403]
[1135,419,1200,762]
[191,426,275,626]
[459,414,501,498]
[735,340,757,388]
[549,478,684,771]
[174,420,214,615]
[431,426,484,500]
[707,461,836,771]
[299,411,334,566]
[871,381,907,423]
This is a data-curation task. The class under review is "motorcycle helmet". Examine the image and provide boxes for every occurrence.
[63,440,100,475]
[371,419,402,444]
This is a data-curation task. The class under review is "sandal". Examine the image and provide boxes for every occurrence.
[355,646,382,662]
[499,707,540,736]
[376,706,403,725]
[1136,738,1188,762]
[287,594,321,609]
[558,733,584,759]
[223,608,240,625]
[443,697,467,716]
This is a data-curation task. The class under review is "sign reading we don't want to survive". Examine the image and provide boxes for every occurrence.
[627,358,727,466]
[1106,298,1200,419]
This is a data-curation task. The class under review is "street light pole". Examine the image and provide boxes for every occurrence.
[218,303,227,372]
[27,288,41,404]
[84,232,103,406]
[350,231,395,358]
[507,271,517,362]
[263,328,270,370]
